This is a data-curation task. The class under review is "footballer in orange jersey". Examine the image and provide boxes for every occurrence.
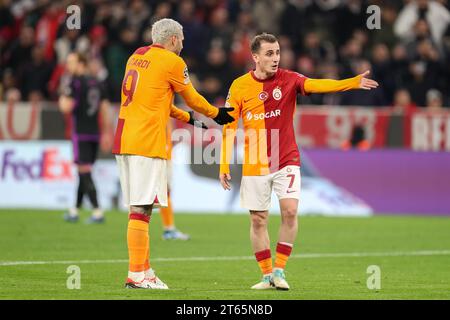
[113,18,234,289]
[219,33,379,290]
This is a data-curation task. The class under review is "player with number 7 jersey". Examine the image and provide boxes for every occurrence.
[112,18,236,290]
[219,33,379,291]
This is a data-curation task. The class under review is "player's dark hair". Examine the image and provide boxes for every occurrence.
[251,33,278,53]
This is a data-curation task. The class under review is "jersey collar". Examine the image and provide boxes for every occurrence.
[250,69,280,82]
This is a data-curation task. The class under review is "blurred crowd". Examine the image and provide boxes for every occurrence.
[0,0,450,110]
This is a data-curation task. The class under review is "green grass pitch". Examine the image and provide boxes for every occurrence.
[0,209,449,300]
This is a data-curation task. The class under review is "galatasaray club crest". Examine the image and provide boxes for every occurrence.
[258,91,268,101]
[273,87,282,100]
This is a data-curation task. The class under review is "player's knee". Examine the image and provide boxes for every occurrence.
[281,208,298,227]
[250,213,268,230]
[130,205,152,216]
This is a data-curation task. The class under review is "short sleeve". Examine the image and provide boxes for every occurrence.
[293,72,309,96]
[168,57,191,93]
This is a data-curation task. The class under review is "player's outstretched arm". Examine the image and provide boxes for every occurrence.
[170,104,208,129]
[304,70,379,94]
[170,57,234,125]
[179,84,235,125]
[170,104,190,123]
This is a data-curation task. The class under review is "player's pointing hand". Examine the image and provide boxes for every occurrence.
[358,70,379,90]
[213,107,235,125]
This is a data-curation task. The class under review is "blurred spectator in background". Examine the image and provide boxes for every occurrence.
[280,0,313,50]
[341,59,386,106]
[1,69,17,99]
[392,88,417,114]
[301,31,333,63]
[206,7,233,52]
[395,0,450,54]
[334,0,366,47]
[54,29,89,65]
[296,55,316,78]
[339,37,364,78]
[371,43,395,102]
[148,2,172,26]
[230,9,255,71]
[372,4,399,50]
[198,44,235,104]
[341,124,370,151]
[0,0,449,107]
[106,27,138,101]
[19,46,54,101]
[176,0,207,64]
[35,2,65,61]
[125,0,150,35]
[0,0,15,44]
[5,88,21,105]
[279,46,296,70]
[3,26,35,72]
[426,89,444,110]
[252,0,285,35]
[406,56,439,107]
[88,25,108,60]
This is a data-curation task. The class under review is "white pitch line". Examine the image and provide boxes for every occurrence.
[1,250,450,267]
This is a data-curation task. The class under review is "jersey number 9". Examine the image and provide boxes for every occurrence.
[122,69,139,107]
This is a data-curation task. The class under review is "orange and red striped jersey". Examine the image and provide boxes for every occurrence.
[112,44,217,159]
[220,69,308,176]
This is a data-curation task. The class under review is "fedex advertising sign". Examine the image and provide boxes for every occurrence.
[0,141,120,210]
[1,148,72,181]
[0,141,77,209]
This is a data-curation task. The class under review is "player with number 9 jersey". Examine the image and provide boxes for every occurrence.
[113,43,223,159]
[113,18,236,290]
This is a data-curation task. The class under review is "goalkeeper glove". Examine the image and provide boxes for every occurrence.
[187,111,208,129]
[213,107,235,125]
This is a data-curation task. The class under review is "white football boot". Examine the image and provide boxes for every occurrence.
[144,268,169,289]
[273,268,290,290]
[251,274,274,290]
[125,272,154,289]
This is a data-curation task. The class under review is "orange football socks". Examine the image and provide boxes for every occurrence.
[255,249,272,275]
[127,213,150,272]
[274,242,293,270]
[143,239,150,271]
[160,196,174,230]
